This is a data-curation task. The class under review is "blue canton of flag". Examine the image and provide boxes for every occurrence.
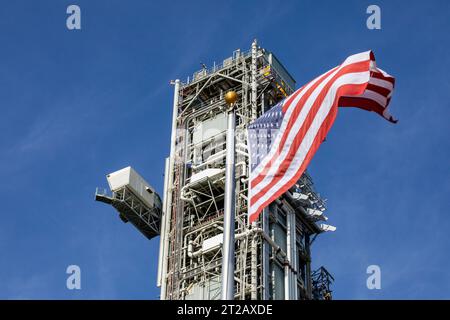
[248,100,285,171]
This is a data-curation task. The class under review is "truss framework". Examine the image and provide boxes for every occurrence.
[160,41,333,300]
[95,187,161,240]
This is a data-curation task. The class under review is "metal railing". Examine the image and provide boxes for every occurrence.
[184,49,252,85]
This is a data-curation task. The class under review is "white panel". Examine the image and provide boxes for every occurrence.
[319,224,337,232]
[107,166,131,190]
[306,208,324,218]
[292,192,309,201]
[192,113,227,145]
[190,168,223,185]
[106,166,158,209]
[202,233,223,252]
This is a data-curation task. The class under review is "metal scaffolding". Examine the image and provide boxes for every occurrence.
[157,40,334,300]
[95,186,161,240]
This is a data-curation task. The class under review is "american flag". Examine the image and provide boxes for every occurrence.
[248,51,396,223]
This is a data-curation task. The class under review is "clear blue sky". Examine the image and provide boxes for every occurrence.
[0,0,449,299]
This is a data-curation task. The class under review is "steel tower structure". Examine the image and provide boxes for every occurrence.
[157,40,334,300]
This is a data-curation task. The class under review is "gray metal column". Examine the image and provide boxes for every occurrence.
[305,233,312,299]
[285,211,292,300]
[291,213,298,299]
[221,95,237,300]
[157,157,170,288]
[262,207,270,300]
[160,79,180,300]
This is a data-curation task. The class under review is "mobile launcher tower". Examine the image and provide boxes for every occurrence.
[96,40,335,300]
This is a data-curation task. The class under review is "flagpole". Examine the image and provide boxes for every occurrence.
[221,91,238,300]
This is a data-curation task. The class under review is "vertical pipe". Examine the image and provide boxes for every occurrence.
[250,235,258,299]
[239,237,246,300]
[251,39,258,120]
[221,104,236,300]
[157,157,170,287]
[285,211,291,300]
[291,213,298,300]
[262,207,270,300]
[160,79,180,300]
[305,233,312,299]
[261,92,265,113]
[249,38,259,300]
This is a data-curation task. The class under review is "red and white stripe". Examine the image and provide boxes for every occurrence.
[248,51,396,223]
[339,66,396,123]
